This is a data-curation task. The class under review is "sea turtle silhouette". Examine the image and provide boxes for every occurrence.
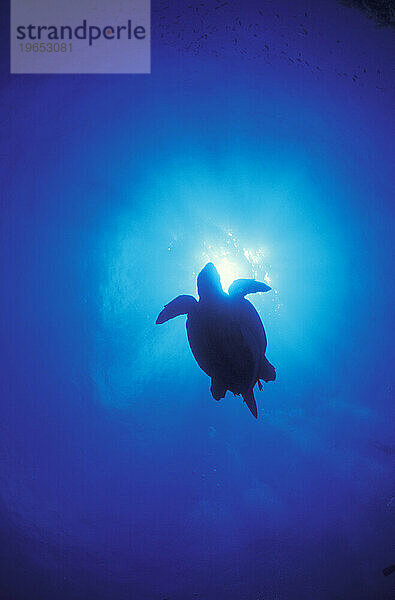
[156,263,276,418]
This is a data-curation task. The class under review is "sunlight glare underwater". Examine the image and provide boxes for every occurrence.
[199,231,272,292]
[95,148,350,410]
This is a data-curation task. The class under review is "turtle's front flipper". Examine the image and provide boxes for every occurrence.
[242,388,258,419]
[260,356,276,382]
[156,295,197,324]
[228,278,271,298]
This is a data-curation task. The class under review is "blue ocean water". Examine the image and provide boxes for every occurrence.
[0,2,394,599]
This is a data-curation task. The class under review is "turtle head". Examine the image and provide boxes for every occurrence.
[197,262,224,300]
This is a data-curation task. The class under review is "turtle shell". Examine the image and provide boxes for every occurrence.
[186,296,267,397]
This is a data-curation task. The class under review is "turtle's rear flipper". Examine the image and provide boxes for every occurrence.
[210,378,227,401]
[242,389,258,419]
[260,356,276,382]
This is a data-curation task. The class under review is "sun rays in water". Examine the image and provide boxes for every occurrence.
[197,231,277,310]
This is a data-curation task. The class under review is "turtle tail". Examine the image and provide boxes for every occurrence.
[242,388,258,419]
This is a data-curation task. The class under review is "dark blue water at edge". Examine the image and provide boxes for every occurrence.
[0,1,394,599]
